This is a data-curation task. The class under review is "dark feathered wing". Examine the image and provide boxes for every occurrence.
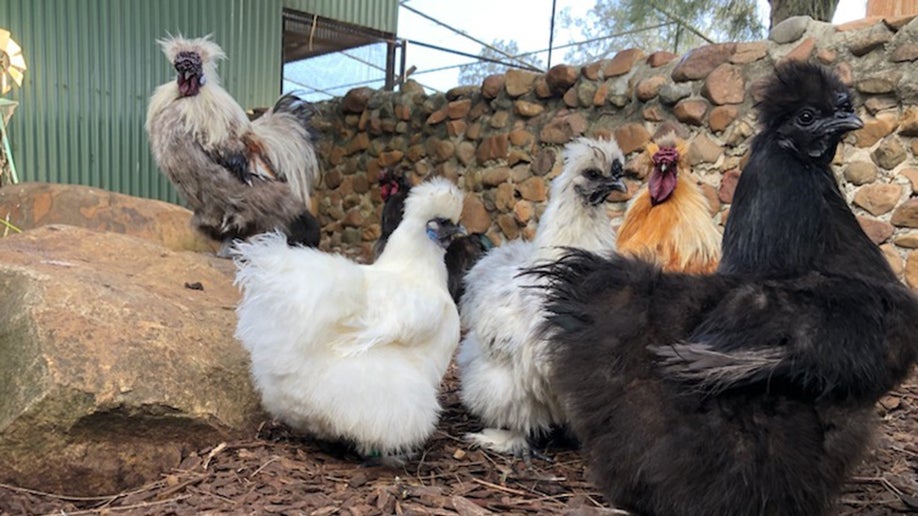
[537,250,918,404]
[205,135,278,185]
[206,93,317,190]
[653,272,918,401]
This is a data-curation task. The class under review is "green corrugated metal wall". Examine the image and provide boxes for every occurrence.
[0,0,283,203]
[282,0,398,34]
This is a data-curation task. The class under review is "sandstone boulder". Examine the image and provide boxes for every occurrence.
[769,16,812,44]
[504,70,539,97]
[857,216,895,244]
[342,87,374,114]
[892,198,918,228]
[671,43,736,82]
[0,225,260,496]
[481,75,505,99]
[907,252,918,290]
[853,183,902,216]
[545,65,579,93]
[0,182,217,253]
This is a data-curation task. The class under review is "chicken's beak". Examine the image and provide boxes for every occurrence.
[426,219,466,249]
[609,176,627,193]
[451,223,468,239]
[824,111,863,134]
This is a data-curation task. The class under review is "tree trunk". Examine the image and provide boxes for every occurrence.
[768,0,841,28]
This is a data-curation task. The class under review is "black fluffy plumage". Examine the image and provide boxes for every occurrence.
[373,169,412,259]
[532,62,918,516]
[443,232,493,303]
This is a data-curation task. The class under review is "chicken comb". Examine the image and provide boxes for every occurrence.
[646,132,685,163]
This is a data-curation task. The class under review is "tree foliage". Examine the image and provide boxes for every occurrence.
[560,0,765,64]
[457,0,840,85]
[457,39,545,86]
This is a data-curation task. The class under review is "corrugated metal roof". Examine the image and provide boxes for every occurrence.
[0,0,283,202]
[282,0,398,35]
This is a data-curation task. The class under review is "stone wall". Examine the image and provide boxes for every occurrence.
[308,15,918,286]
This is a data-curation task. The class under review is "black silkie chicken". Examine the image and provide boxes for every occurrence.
[374,168,493,304]
[530,62,918,516]
[372,168,411,259]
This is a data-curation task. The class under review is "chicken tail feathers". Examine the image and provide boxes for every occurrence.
[251,93,321,207]
[271,92,318,141]
[233,231,368,362]
[524,248,658,337]
[231,231,291,277]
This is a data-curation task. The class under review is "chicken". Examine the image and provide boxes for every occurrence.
[146,35,320,256]
[443,232,493,304]
[457,136,627,456]
[372,168,411,259]
[616,134,720,273]
[234,177,466,463]
[373,168,494,304]
[530,62,918,516]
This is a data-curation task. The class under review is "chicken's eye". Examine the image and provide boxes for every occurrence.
[797,109,816,126]
[584,168,603,180]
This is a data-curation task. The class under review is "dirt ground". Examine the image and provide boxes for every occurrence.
[2,365,916,516]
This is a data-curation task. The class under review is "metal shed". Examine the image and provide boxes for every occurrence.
[0,0,398,203]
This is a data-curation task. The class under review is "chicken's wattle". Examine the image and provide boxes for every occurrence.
[177,75,200,97]
[648,163,677,205]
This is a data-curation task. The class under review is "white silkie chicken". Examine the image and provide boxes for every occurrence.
[234,178,466,463]
[457,137,626,457]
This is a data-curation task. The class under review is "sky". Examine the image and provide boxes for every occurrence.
[284,0,868,100]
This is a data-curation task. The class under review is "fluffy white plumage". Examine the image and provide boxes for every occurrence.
[234,178,464,459]
[457,137,625,455]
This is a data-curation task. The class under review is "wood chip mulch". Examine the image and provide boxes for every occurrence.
[1,366,916,516]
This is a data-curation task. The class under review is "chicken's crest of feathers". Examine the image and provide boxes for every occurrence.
[374,177,464,271]
[755,61,848,130]
[646,133,687,163]
[720,61,876,280]
[146,34,248,149]
[401,177,463,226]
[158,34,225,81]
[554,136,623,195]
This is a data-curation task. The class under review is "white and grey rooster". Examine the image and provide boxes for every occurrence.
[457,137,626,457]
[234,178,466,464]
[146,35,321,256]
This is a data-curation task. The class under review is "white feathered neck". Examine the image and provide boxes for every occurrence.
[375,178,464,286]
